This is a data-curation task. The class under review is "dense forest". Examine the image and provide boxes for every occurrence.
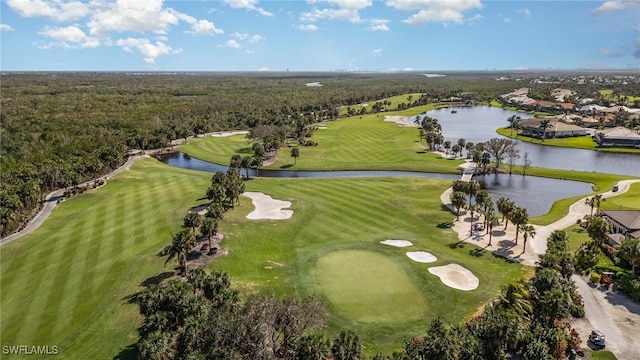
[2,71,639,236]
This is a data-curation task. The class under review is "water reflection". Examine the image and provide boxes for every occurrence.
[157,152,593,217]
[412,106,640,176]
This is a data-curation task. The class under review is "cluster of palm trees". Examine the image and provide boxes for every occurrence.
[162,161,246,277]
[450,180,535,252]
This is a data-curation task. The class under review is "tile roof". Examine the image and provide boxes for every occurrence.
[601,210,640,230]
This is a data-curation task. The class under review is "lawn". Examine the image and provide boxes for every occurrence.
[0,159,211,359]
[211,176,526,354]
[0,160,526,358]
[601,182,640,210]
[181,111,465,173]
[496,127,640,154]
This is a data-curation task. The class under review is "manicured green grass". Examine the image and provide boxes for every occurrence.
[211,176,526,354]
[316,250,428,323]
[590,350,618,360]
[0,159,211,359]
[601,182,640,210]
[338,93,424,116]
[497,127,640,154]
[181,112,465,173]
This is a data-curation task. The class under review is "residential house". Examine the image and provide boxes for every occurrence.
[595,126,640,148]
[518,118,588,139]
[600,210,640,245]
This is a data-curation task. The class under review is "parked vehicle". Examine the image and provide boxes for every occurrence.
[589,330,606,349]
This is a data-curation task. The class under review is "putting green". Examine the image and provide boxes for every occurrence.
[315,249,428,323]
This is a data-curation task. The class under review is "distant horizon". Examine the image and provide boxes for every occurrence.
[1,1,639,72]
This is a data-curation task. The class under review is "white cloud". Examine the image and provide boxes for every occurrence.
[190,19,224,36]
[39,25,100,48]
[517,8,531,18]
[300,8,362,23]
[296,24,319,31]
[387,0,483,26]
[258,66,269,71]
[504,17,511,23]
[0,24,15,31]
[224,0,273,16]
[87,0,181,37]
[600,46,629,57]
[225,39,241,49]
[7,0,90,22]
[116,37,180,63]
[7,0,224,63]
[249,34,263,43]
[233,32,249,40]
[371,48,383,56]
[368,18,390,31]
[592,1,640,16]
[317,0,372,9]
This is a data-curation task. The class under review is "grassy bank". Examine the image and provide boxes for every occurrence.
[0,159,211,359]
[181,111,465,173]
[496,127,640,154]
[213,176,526,355]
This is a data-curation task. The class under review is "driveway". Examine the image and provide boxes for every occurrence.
[572,275,640,360]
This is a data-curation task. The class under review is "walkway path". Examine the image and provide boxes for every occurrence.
[441,178,640,266]
[571,274,640,360]
[0,155,140,246]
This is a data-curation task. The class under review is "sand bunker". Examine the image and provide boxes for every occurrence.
[243,192,293,220]
[381,239,414,247]
[406,251,437,263]
[428,264,479,291]
[211,131,249,137]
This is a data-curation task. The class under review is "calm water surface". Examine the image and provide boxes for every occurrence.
[410,106,640,176]
[158,152,593,217]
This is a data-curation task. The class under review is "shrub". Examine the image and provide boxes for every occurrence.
[618,275,640,302]
[570,303,585,318]
[589,272,601,284]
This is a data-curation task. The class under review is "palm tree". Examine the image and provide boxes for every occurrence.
[331,331,363,360]
[464,180,479,206]
[507,115,521,136]
[521,224,536,254]
[510,207,529,244]
[486,210,500,246]
[457,138,466,157]
[163,228,197,276]
[183,212,202,237]
[200,217,219,255]
[450,191,466,220]
[495,283,532,316]
[593,194,605,214]
[538,119,552,140]
[290,147,300,164]
[240,155,252,178]
[497,197,515,230]
[443,140,451,155]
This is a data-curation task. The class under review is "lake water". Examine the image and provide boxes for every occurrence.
[157,152,593,217]
[410,106,640,176]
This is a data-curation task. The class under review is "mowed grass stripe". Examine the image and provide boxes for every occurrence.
[213,176,526,354]
[0,159,211,358]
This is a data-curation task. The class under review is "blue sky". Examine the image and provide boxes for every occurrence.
[1,0,639,71]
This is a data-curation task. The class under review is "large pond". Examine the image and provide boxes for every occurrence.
[157,152,593,217]
[408,106,640,177]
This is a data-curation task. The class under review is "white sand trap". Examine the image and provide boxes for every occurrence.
[243,192,293,220]
[211,130,249,137]
[406,251,437,263]
[381,239,414,247]
[428,264,479,291]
